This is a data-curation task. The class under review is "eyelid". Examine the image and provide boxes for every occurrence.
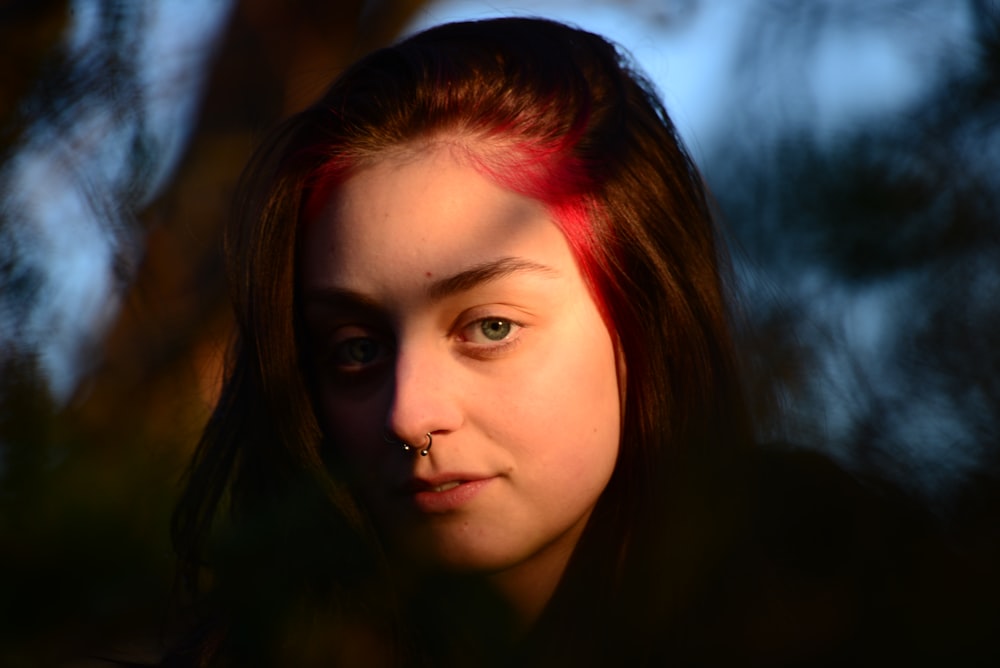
[328,323,380,340]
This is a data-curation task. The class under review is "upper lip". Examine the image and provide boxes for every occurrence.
[398,473,491,494]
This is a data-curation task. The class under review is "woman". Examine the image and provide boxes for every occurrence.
[169,16,762,666]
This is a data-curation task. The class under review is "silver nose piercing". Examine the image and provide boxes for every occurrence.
[384,431,432,457]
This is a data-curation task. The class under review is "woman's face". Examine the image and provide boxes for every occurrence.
[300,144,620,590]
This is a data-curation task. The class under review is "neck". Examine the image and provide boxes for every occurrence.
[401,524,604,667]
[485,530,578,633]
[407,521,583,642]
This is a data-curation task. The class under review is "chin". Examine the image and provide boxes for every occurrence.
[395,531,526,575]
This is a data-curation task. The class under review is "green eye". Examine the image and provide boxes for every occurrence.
[338,338,380,365]
[479,319,511,341]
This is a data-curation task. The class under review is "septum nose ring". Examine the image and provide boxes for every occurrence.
[384,431,433,457]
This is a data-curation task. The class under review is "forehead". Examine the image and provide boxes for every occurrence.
[299,145,574,295]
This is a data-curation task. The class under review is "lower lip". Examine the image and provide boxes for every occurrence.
[409,478,495,513]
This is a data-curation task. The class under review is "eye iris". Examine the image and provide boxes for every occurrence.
[346,339,378,363]
[480,319,511,341]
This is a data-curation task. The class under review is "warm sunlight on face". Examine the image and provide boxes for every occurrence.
[299,144,620,614]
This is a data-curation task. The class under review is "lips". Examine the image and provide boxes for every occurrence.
[400,473,484,493]
[398,475,495,513]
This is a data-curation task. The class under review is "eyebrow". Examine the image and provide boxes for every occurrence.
[426,256,559,300]
[302,256,559,310]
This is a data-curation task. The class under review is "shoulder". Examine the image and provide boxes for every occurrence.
[656,444,995,666]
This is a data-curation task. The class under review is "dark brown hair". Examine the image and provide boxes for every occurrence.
[170,17,753,666]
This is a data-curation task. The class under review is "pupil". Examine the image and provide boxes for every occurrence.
[348,339,377,362]
[481,319,510,341]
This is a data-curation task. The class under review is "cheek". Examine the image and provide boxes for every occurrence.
[513,316,621,465]
[316,388,386,474]
[568,338,621,467]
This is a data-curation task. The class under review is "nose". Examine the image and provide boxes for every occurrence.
[384,339,463,448]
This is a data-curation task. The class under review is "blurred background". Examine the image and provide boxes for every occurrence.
[2,0,999,664]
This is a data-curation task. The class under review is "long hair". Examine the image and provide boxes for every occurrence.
[170,17,754,666]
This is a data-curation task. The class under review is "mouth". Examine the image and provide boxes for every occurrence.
[430,481,463,493]
[401,477,471,494]
[397,476,495,513]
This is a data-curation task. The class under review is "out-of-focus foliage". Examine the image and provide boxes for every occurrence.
[0,0,234,403]
[0,1,69,153]
[698,0,1000,502]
